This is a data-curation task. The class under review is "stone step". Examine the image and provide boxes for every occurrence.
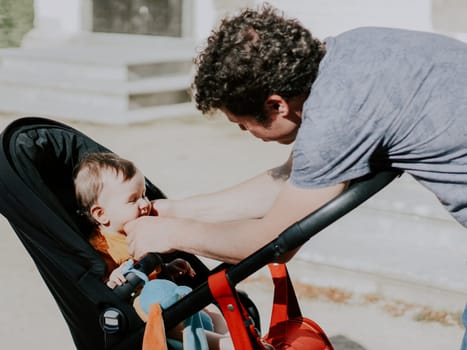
[0,46,194,82]
[0,43,195,66]
[0,70,191,95]
[295,175,467,294]
[0,92,199,124]
[0,42,198,123]
[0,80,194,121]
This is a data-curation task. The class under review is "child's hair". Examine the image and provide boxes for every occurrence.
[73,152,138,227]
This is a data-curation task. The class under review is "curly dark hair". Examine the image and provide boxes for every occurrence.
[192,4,325,123]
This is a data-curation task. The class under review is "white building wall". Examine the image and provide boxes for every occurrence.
[24,0,90,46]
[22,0,467,47]
[267,0,433,39]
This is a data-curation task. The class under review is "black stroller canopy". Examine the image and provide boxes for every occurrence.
[1,117,163,272]
[0,117,169,349]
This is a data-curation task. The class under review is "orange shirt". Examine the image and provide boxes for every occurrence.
[89,230,161,280]
[89,230,132,277]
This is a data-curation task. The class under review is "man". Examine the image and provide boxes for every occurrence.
[125,5,467,347]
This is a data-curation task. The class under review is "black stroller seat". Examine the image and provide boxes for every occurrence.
[0,117,399,350]
[0,117,214,350]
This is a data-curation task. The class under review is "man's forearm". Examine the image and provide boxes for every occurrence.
[156,157,292,222]
[127,178,346,265]
[172,217,276,264]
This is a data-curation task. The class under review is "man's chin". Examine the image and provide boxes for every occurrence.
[277,138,295,145]
[259,134,296,144]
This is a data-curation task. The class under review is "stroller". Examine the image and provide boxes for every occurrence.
[0,117,398,350]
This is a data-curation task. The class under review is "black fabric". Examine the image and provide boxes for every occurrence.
[0,117,208,350]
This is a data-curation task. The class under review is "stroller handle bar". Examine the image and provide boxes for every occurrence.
[162,170,400,330]
[275,171,400,259]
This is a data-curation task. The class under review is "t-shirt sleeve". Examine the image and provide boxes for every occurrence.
[290,29,400,189]
[290,90,383,189]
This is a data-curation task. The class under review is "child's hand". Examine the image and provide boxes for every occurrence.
[107,264,128,289]
[164,258,196,279]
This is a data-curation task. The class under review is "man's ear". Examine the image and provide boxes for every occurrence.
[90,204,109,226]
[264,94,289,120]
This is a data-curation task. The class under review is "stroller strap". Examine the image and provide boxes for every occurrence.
[264,264,334,350]
[268,263,302,326]
[208,270,265,350]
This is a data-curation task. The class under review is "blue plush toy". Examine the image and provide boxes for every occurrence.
[138,278,214,350]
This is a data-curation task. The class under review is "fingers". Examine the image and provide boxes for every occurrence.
[130,242,147,260]
[107,270,127,289]
[123,219,136,238]
[187,266,196,278]
[166,259,196,278]
[127,235,136,257]
[106,280,117,289]
[125,216,177,258]
[125,223,141,258]
[152,199,171,216]
[183,261,196,278]
[150,200,159,216]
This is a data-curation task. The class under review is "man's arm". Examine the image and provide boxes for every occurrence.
[126,179,346,264]
[154,154,293,222]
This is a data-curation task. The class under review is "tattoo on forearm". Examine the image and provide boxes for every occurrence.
[268,165,290,182]
[268,154,293,182]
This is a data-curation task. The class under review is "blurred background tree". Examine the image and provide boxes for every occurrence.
[0,0,34,47]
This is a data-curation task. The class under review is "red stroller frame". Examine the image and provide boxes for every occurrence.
[0,117,399,349]
[208,263,334,349]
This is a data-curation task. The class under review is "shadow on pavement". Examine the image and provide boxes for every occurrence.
[330,335,366,350]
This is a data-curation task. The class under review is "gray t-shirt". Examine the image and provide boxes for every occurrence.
[291,27,467,226]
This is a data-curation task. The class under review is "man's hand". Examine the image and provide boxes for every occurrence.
[125,180,346,264]
[125,216,178,259]
[151,199,172,216]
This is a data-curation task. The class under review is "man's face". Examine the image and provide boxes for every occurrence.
[95,169,150,234]
[221,108,300,145]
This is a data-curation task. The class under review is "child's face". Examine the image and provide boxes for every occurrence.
[93,169,151,234]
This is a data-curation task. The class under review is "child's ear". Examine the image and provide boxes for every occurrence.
[90,204,109,226]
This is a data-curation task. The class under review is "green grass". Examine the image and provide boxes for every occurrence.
[0,0,34,47]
